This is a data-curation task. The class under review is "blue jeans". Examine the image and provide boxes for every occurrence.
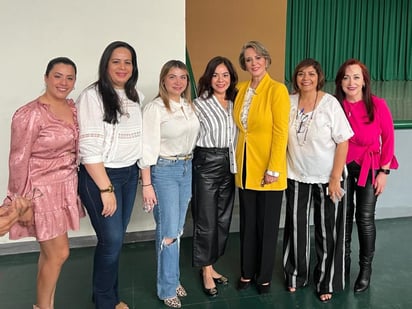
[151,158,192,300]
[78,164,138,309]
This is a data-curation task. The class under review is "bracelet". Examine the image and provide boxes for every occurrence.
[142,183,152,187]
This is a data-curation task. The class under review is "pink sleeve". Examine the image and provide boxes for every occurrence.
[375,97,398,169]
[7,103,41,197]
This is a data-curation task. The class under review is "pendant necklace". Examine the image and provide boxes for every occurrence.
[295,91,318,146]
[121,96,130,118]
[346,101,354,118]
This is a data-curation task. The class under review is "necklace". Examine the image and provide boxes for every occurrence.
[120,96,130,118]
[295,91,318,146]
[345,100,356,118]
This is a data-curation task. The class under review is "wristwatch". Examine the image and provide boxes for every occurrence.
[100,184,115,193]
[378,168,390,175]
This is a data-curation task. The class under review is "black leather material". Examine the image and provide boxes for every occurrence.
[345,161,377,291]
[191,147,235,267]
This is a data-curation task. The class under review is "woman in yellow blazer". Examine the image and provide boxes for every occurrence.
[234,41,290,294]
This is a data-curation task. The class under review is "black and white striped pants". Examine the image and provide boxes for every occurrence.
[283,179,346,294]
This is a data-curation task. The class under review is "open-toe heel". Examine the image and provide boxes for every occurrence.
[318,293,333,303]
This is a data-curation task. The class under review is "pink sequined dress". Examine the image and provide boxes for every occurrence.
[8,98,85,242]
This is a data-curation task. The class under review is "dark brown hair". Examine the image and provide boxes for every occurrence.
[197,56,238,102]
[291,58,325,93]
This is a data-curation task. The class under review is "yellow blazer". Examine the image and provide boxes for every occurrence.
[234,73,290,190]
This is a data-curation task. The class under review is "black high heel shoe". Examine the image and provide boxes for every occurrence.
[257,282,271,294]
[237,278,252,290]
[200,270,218,297]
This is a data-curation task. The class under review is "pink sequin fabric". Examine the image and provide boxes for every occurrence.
[8,99,85,241]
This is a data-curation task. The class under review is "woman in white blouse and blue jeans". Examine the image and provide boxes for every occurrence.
[139,60,200,309]
[76,41,143,309]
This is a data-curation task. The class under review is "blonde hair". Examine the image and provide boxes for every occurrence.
[157,60,192,111]
[239,41,272,71]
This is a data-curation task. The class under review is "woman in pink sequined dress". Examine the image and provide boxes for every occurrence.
[6,57,85,309]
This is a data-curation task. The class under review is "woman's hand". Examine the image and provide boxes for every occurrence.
[101,192,117,217]
[0,206,19,236]
[327,178,344,203]
[17,207,34,226]
[142,185,157,212]
[14,196,32,217]
[261,173,278,186]
[374,172,387,195]
[12,197,33,226]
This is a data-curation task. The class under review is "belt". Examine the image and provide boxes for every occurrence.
[160,153,193,161]
[195,147,229,154]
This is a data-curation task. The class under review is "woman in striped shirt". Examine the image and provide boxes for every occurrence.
[191,56,238,297]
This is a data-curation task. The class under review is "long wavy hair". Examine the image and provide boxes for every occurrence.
[335,58,374,122]
[95,41,139,124]
[156,60,192,111]
[197,56,238,102]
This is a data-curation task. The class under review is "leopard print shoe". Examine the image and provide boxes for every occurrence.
[164,296,181,308]
[176,285,187,297]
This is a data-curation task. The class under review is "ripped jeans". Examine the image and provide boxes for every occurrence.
[151,157,192,300]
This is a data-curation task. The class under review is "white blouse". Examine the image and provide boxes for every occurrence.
[287,93,354,184]
[139,97,200,168]
[76,85,144,168]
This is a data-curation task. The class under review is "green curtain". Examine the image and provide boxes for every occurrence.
[285,0,412,81]
[186,47,198,100]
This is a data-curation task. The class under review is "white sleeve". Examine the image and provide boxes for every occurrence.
[138,100,162,168]
[76,88,106,164]
[330,98,354,144]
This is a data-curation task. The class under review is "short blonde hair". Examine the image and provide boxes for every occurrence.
[239,41,272,71]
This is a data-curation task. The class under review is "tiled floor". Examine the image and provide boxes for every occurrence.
[0,217,411,308]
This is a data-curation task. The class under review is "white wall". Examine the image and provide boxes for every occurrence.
[0,0,185,244]
[375,129,412,219]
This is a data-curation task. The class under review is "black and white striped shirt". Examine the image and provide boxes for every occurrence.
[194,94,237,173]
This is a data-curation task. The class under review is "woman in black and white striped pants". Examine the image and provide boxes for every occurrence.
[282,58,353,302]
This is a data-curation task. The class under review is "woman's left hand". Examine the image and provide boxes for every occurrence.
[374,172,387,195]
[18,206,34,227]
[262,174,278,186]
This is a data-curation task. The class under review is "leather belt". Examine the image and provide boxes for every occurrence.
[160,154,193,161]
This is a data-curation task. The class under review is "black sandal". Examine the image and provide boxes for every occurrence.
[318,292,333,303]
